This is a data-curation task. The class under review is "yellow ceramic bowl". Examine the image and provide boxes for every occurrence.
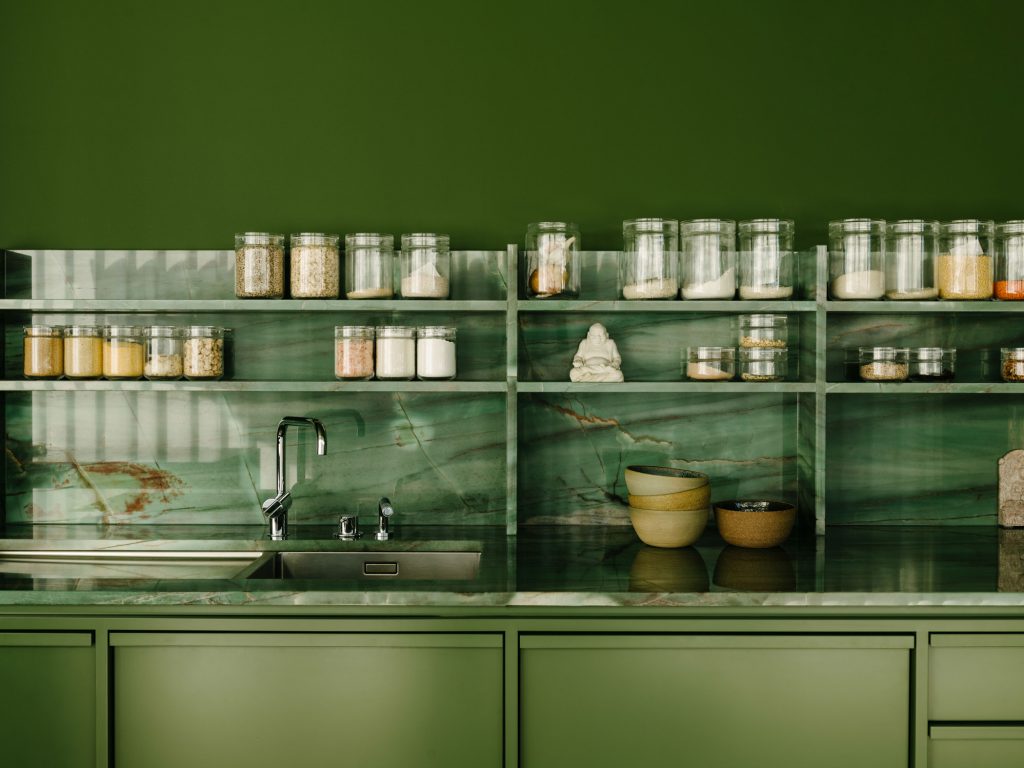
[629,506,709,548]
[714,500,796,548]
[628,483,711,511]
[624,466,709,496]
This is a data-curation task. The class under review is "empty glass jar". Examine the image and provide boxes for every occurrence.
[909,347,956,382]
[23,325,63,379]
[346,233,394,299]
[400,233,450,299]
[525,222,580,299]
[335,326,375,380]
[829,219,886,300]
[859,347,909,382]
[63,325,103,379]
[375,326,416,379]
[235,232,285,298]
[290,233,340,298]
[685,346,736,381]
[885,220,939,300]
[144,326,183,380]
[183,326,225,380]
[938,220,994,300]
[739,347,788,381]
[103,325,144,380]
[621,218,679,300]
[681,219,736,299]
[996,221,1024,300]
[417,326,457,380]
[739,314,788,349]
[738,219,794,299]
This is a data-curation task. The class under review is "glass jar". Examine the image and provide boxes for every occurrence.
[144,326,183,380]
[829,218,886,300]
[183,326,225,380]
[996,221,1024,300]
[1001,348,1024,382]
[621,218,679,300]
[885,220,939,300]
[400,233,451,299]
[234,232,285,298]
[938,220,995,300]
[525,222,580,299]
[23,325,63,379]
[909,347,956,382]
[681,219,736,299]
[739,314,788,349]
[63,325,103,379]
[103,325,144,380]
[290,233,340,298]
[685,346,736,381]
[335,326,375,380]
[858,347,909,382]
[346,233,394,299]
[416,326,457,380]
[375,326,416,380]
[739,347,788,381]
[738,219,795,300]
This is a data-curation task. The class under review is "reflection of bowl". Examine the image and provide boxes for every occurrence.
[715,500,796,548]
[630,546,709,592]
[713,545,796,591]
[628,484,711,511]
[625,466,709,496]
[629,506,708,548]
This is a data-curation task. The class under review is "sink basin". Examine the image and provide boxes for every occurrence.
[243,550,482,581]
[0,550,259,580]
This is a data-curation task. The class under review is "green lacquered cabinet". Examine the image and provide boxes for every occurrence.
[929,727,1024,768]
[929,634,1024,720]
[111,632,503,768]
[0,632,95,767]
[520,634,913,768]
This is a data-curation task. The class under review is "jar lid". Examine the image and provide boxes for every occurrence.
[1001,347,1024,354]
[941,219,995,234]
[859,346,909,359]
[681,219,736,235]
[23,324,62,335]
[145,325,180,336]
[623,217,679,234]
[335,325,375,333]
[998,221,1024,235]
[376,325,415,337]
[346,233,394,249]
[528,222,577,232]
[687,346,735,358]
[418,326,457,339]
[184,325,226,336]
[236,232,284,244]
[106,325,143,336]
[739,218,795,233]
[401,233,450,248]
[741,313,787,325]
[290,232,340,246]
[828,218,886,233]
[913,347,954,358]
[888,219,939,234]
[64,325,102,336]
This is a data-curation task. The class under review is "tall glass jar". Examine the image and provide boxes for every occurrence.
[829,219,886,300]
[680,219,736,299]
[938,220,994,300]
[400,233,450,299]
[183,326,226,380]
[738,219,795,299]
[144,326,183,380]
[290,233,340,298]
[103,325,144,380]
[996,221,1024,300]
[335,326,375,380]
[885,220,939,300]
[525,222,580,299]
[234,232,285,298]
[346,233,394,299]
[416,326,457,380]
[621,218,679,300]
[63,325,103,379]
[23,325,63,379]
[375,326,416,380]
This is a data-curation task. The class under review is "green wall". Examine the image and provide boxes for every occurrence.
[1,0,1023,252]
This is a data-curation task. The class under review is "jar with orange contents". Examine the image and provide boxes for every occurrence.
[996,221,1024,300]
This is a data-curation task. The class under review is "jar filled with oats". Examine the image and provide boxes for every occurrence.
[23,325,64,379]
[144,326,184,380]
[335,326,375,380]
[183,326,226,380]
[103,325,145,380]
[235,232,285,298]
[63,325,103,379]
[290,233,340,298]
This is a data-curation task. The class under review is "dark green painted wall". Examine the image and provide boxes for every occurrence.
[1,0,1022,251]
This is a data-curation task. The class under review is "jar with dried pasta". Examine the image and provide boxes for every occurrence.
[23,325,63,379]
[183,326,226,380]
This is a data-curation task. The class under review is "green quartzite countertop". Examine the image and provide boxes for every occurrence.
[0,524,1023,612]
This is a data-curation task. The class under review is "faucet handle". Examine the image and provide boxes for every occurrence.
[375,498,394,541]
[336,515,361,540]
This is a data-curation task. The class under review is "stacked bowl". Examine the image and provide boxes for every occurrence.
[625,466,710,548]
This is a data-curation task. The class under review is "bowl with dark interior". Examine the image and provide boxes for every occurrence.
[714,500,796,548]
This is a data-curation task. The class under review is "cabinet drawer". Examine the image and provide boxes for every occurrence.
[929,726,1024,768]
[930,634,1024,720]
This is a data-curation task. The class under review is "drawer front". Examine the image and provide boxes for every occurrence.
[930,634,1024,720]
[929,727,1024,768]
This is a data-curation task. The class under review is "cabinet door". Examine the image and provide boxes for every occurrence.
[0,632,95,767]
[521,634,912,768]
[929,726,1024,768]
[930,634,1024,720]
[112,632,502,768]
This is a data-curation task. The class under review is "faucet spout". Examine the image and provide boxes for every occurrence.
[264,417,328,539]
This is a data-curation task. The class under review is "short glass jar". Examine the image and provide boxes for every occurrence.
[144,326,183,380]
[996,221,1024,301]
[525,222,580,299]
[885,220,939,300]
[235,232,285,298]
[23,325,63,379]
[346,233,394,299]
[1001,348,1024,382]
[938,220,995,300]
[739,314,788,349]
[183,326,225,380]
[335,326,375,380]
[738,219,795,300]
[290,233,340,298]
[375,326,416,380]
[63,325,103,379]
[103,325,144,380]
[685,346,736,381]
[400,233,451,299]
[621,218,679,300]
[680,219,736,299]
[417,326,457,380]
[909,347,956,382]
[829,218,886,300]
[739,347,788,382]
[858,347,909,382]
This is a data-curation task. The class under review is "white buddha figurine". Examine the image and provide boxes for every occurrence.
[569,323,624,383]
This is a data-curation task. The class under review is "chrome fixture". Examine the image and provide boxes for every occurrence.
[336,515,360,540]
[262,417,328,540]
[375,497,395,541]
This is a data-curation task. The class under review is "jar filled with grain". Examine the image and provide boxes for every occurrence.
[335,326,375,380]
[400,233,452,299]
[375,326,416,380]
[829,219,886,300]
[621,218,679,300]
[103,325,144,380]
[938,220,994,300]
[681,219,736,300]
[738,219,795,300]
[144,326,183,380]
[739,314,788,349]
[416,326,457,380]
[23,325,63,379]
[63,325,103,379]
[290,233,340,298]
[685,347,736,381]
[739,347,788,382]
[858,347,909,382]
[235,232,285,298]
[524,222,580,299]
[885,220,939,300]
[1001,348,1024,382]
[183,326,226,380]
[346,233,395,299]
[995,221,1024,301]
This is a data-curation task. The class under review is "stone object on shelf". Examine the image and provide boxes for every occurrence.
[998,449,1024,527]
[569,323,623,383]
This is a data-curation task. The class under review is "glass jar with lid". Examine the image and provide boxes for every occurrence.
[183,326,226,380]
[739,347,788,381]
[400,233,451,299]
[525,222,580,299]
[621,218,679,300]
[63,325,103,379]
[829,219,886,300]
[996,221,1024,300]
[1001,348,1024,382]
[858,347,909,382]
[739,314,788,349]
[103,325,144,380]
[235,232,285,298]
[346,233,394,299]
[335,326,375,380]
[416,326,457,380]
[23,325,63,379]
[144,326,183,380]
[738,219,795,299]
[290,233,340,298]
[375,326,416,380]
[885,220,939,300]
[685,347,736,381]
[681,219,736,299]
[938,220,994,300]
[909,347,956,382]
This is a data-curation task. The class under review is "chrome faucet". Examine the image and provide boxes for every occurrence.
[262,417,328,540]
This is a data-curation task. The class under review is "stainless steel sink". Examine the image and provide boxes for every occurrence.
[0,550,260,580]
[243,550,481,581]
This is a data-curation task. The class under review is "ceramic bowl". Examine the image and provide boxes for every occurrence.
[628,483,711,511]
[714,500,796,548]
[625,466,709,496]
[629,505,709,548]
